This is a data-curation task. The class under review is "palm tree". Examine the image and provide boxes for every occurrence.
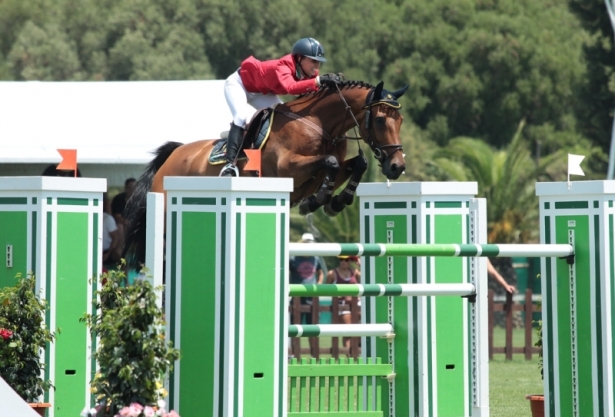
[433,120,559,244]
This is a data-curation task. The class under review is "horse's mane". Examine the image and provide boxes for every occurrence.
[295,79,373,100]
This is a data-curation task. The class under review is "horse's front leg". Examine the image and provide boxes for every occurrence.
[298,155,340,215]
[323,151,368,217]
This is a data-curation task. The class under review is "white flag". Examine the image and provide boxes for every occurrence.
[568,153,585,177]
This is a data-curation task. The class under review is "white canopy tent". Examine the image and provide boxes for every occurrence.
[0,80,231,187]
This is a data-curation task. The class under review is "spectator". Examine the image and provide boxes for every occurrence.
[487,259,516,294]
[41,163,82,177]
[111,178,136,256]
[111,178,136,225]
[102,193,120,268]
[327,255,361,349]
[289,232,325,324]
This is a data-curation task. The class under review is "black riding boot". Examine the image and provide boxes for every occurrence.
[220,123,245,177]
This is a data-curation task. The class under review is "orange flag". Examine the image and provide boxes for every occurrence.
[57,149,77,177]
[244,149,261,177]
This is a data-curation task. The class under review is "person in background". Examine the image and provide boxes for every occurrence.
[220,37,343,177]
[111,178,136,257]
[488,259,516,294]
[102,193,120,269]
[289,232,326,324]
[41,163,82,177]
[327,255,361,349]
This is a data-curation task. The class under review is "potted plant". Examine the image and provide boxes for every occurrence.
[526,307,544,416]
[0,273,54,416]
[80,268,180,417]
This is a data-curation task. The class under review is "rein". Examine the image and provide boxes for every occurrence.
[275,84,403,165]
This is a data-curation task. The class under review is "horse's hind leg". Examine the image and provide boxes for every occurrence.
[296,155,340,215]
[324,152,368,217]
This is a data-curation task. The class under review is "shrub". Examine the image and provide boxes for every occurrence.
[0,274,54,402]
[81,268,180,417]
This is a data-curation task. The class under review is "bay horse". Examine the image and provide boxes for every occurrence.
[123,79,408,267]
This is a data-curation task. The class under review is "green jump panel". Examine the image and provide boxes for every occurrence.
[537,181,615,417]
[0,176,105,417]
[164,177,292,417]
[358,182,488,417]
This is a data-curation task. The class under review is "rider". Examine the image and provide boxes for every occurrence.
[220,37,343,177]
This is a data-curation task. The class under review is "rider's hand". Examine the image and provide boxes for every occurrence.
[319,73,342,87]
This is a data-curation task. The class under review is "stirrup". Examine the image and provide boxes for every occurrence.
[219,163,239,177]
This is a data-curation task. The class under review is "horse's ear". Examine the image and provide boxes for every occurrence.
[391,85,409,99]
[373,81,384,99]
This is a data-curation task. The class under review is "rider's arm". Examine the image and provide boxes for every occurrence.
[274,57,319,95]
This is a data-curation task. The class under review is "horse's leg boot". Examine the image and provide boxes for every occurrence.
[220,123,245,177]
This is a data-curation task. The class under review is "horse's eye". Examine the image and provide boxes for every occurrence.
[375,116,386,127]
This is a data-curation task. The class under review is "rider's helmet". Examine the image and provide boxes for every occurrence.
[291,38,326,62]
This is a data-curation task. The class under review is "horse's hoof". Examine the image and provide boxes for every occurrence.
[340,191,354,206]
[324,203,342,217]
[324,196,346,216]
[299,199,311,216]
[299,197,321,215]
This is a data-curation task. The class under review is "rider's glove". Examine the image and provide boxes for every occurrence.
[318,73,343,88]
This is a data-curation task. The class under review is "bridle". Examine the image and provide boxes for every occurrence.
[274,84,404,166]
[329,85,404,166]
[357,88,404,164]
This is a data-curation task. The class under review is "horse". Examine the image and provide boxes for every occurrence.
[123,79,408,268]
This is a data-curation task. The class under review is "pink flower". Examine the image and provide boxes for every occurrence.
[128,403,143,417]
[143,406,155,417]
[0,328,13,340]
[118,407,131,417]
[166,411,180,417]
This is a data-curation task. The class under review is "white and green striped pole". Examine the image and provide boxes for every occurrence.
[357,182,489,417]
[0,176,105,417]
[164,177,292,417]
[537,180,615,417]
[289,242,572,258]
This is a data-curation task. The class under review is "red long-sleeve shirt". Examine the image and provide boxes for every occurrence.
[239,54,319,95]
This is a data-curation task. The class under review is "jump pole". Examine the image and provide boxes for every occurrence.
[356,182,488,417]
[537,180,615,417]
[0,176,105,417]
[163,177,292,417]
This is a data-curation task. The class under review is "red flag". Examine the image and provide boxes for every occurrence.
[244,149,261,177]
[57,149,77,177]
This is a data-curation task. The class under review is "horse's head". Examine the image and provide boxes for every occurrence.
[360,81,408,180]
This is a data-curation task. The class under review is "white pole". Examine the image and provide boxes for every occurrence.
[145,192,164,308]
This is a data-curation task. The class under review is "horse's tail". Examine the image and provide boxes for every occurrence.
[122,141,183,270]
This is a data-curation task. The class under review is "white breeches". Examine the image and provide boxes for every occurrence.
[224,70,282,128]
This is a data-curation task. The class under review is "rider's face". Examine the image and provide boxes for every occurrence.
[299,57,321,77]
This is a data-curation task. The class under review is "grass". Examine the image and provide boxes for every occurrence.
[297,326,542,416]
[490,326,542,417]
[490,357,542,417]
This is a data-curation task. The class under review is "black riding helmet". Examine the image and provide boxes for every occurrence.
[291,38,326,62]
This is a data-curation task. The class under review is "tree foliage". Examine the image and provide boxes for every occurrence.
[0,0,612,243]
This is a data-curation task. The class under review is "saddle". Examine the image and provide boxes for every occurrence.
[209,108,275,165]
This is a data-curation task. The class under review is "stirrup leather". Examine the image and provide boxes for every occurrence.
[219,163,239,177]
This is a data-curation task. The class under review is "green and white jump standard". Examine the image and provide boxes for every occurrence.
[163,177,292,417]
[356,182,488,417]
[0,176,105,417]
[537,180,615,417]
